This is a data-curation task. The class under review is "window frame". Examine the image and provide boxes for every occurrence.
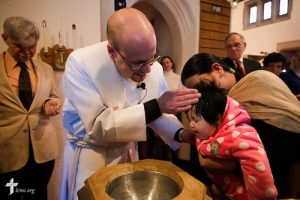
[276,0,291,19]
[262,0,272,22]
[243,0,292,30]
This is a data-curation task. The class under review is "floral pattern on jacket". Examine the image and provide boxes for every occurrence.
[196,97,277,200]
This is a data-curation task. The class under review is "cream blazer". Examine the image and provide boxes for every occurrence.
[0,55,60,172]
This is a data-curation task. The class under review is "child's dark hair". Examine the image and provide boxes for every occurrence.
[193,80,227,126]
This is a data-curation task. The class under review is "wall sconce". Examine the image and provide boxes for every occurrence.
[227,0,238,8]
[40,44,73,71]
[39,22,76,71]
[54,44,67,70]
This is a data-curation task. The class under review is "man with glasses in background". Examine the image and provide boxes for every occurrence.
[223,32,261,80]
[61,8,200,200]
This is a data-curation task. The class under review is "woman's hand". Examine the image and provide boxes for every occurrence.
[198,154,238,172]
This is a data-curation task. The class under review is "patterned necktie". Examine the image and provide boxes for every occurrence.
[235,60,246,76]
[17,62,33,110]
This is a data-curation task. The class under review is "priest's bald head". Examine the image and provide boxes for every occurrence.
[106,8,160,83]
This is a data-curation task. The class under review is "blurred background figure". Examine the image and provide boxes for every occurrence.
[263,52,287,76]
[280,48,300,101]
[160,55,182,90]
[223,32,261,80]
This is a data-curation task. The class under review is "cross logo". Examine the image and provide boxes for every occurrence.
[114,0,126,11]
[5,178,18,195]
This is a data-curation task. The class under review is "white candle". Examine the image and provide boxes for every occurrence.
[42,20,48,53]
[72,24,77,49]
[59,20,64,48]
[58,32,62,48]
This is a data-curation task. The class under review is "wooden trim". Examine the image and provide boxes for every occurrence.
[200,30,228,41]
[200,39,225,49]
[201,12,230,24]
[201,21,230,33]
[199,0,230,57]
[199,47,227,58]
[201,0,231,7]
[201,2,231,16]
[277,40,300,51]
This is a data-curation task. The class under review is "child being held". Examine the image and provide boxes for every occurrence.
[187,80,277,200]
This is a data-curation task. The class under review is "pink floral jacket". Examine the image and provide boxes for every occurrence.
[196,97,278,200]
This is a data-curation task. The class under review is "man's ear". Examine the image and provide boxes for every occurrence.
[107,44,116,58]
[2,34,8,42]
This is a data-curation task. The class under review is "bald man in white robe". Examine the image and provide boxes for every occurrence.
[60,8,199,200]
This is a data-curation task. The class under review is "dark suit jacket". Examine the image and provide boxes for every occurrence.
[223,57,261,77]
[0,54,60,172]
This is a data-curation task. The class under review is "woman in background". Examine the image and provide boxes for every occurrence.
[263,52,286,76]
[160,55,182,90]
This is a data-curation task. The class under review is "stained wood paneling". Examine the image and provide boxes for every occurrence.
[200,39,224,49]
[201,0,231,7]
[201,21,230,33]
[199,47,227,58]
[201,12,230,24]
[200,30,228,41]
[199,0,231,58]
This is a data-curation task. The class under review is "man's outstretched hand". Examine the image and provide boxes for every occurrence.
[157,87,200,114]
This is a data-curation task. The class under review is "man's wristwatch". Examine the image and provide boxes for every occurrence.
[174,128,184,143]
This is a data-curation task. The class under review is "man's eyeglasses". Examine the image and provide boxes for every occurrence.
[14,43,37,52]
[115,48,161,71]
[225,42,243,49]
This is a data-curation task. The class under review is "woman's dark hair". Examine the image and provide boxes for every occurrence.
[160,55,176,70]
[181,53,234,84]
[263,52,287,69]
[193,80,227,126]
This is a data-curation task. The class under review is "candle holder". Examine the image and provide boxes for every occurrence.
[39,44,73,71]
[39,46,53,67]
[54,45,67,70]
[42,48,51,57]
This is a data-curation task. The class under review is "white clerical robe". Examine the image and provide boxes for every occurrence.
[60,41,183,200]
